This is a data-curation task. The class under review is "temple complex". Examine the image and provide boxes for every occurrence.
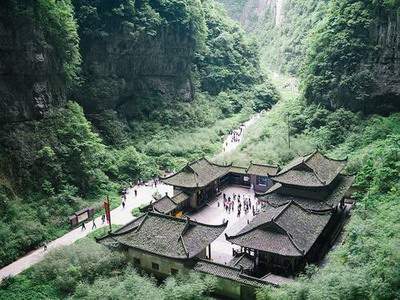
[98,150,354,300]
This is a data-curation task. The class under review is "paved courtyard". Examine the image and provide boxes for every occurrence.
[188,186,260,264]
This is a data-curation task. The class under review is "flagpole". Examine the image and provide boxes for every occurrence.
[104,195,112,233]
[108,195,112,232]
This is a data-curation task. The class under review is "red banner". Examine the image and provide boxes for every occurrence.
[103,198,111,224]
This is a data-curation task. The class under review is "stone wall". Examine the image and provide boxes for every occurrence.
[127,248,187,277]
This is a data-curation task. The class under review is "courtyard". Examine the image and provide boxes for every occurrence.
[188,186,260,264]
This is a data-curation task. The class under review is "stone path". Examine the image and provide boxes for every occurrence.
[0,112,259,281]
[219,112,262,155]
[0,182,172,281]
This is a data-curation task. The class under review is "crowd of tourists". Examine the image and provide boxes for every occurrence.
[220,192,261,218]
[224,124,245,152]
[230,125,244,143]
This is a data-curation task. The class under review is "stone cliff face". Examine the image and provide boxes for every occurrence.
[368,8,400,113]
[0,5,66,125]
[219,0,284,31]
[76,23,195,118]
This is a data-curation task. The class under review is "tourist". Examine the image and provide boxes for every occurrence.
[122,201,126,209]
[43,241,47,251]
[92,219,97,230]
[101,214,105,224]
[81,222,86,231]
[134,189,138,197]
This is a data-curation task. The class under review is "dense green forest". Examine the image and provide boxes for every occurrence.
[1,0,400,299]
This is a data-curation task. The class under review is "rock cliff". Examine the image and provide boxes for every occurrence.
[368,8,400,113]
[77,26,194,116]
[73,2,196,118]
[0,3,66,125]
[218,0,284,31]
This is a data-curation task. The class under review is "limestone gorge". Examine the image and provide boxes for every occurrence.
[0,1,400,300]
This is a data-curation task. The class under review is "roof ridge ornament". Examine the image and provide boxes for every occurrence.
[310,167,326,185]
[134,213,149,233]
[178,234,190,258]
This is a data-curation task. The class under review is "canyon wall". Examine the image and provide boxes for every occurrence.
[367,8,400,113]
[0,3,67,125]
[72,1,197,119]
[218,0,284,31]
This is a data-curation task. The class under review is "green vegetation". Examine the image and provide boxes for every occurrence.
[0,102,154,267]
[36,0,81,84]
[7,0,81,84]
[196,1,261,95]
[0,239,217,300]
[216,0,247,21]
[302,0,378,110]
[3,0,400,299]
[252,0,400,111]
[257,0,328,76]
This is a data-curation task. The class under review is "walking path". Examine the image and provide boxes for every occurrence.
[219,112,262,155]
[0,112,260,281]
[0,183,172,281]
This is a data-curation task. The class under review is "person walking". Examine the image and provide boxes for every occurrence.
[81,222,86,231]
[92,219,97,230]
[43,241,47,251]
[101,214,105,224]
[134,189,138,197]
[122,201,126,209]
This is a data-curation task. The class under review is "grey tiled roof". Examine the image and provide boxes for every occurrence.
[226,202,332,256]
[257,174,354,211]
[230,165,248,175]
[162,158,231,188]
[325,175,355,206]
[228,253,255,270]
[194,259,268,287]
[273,150,347,187]
[172,191,190,204]
[261,273,294,285]
[152,195,177,214]
[97,212,227,259]
[247,162,279,176]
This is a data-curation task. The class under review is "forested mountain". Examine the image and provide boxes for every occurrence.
[220,0,400,113]
[1,0,400,299]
